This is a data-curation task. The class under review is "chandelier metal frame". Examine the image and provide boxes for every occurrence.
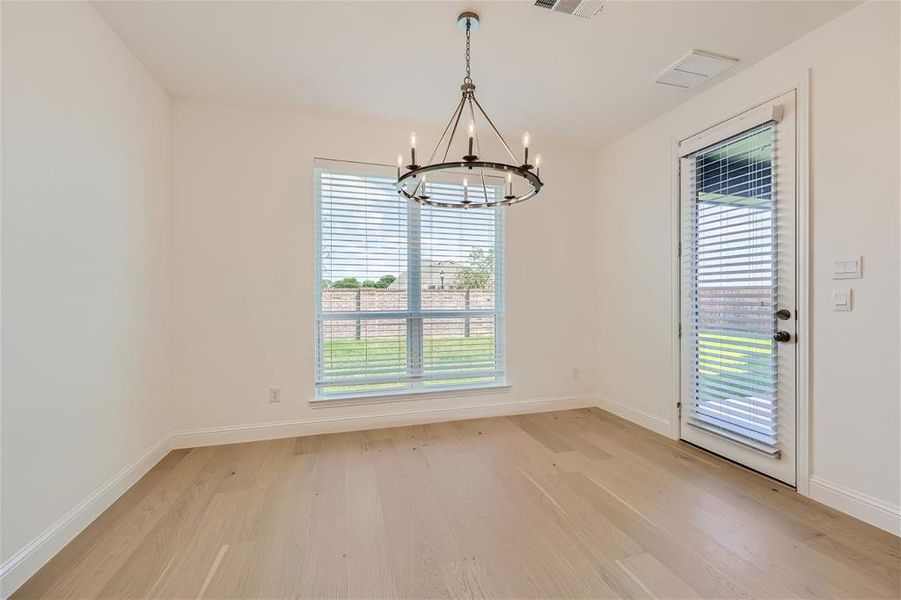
[396,12,543,209]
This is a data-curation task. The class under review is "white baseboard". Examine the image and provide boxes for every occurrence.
[808,476,901,536]
[0,435,172,599]
[170,394,598,449]
[595,396,672,437]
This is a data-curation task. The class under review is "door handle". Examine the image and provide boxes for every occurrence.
[774,331,792,343]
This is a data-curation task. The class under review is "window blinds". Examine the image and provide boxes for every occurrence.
[315,163,505,398]
[681,124,780,455]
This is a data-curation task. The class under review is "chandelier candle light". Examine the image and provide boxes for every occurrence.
[396,11,544,208]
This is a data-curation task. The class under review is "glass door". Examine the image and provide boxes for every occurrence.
[679,92,797,485]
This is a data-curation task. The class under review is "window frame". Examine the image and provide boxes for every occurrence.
[312,160,507,402]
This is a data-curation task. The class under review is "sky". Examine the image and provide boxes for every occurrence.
[319,171,500,283]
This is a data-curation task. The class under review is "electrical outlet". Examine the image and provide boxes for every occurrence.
[268,387,282,403]
[571,368,580,381]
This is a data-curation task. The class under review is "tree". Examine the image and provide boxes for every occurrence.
[455,248,494,290]
[332,277,361,289]
[361,274,396,289]
[321,279,332,290]
[376,274,396,288]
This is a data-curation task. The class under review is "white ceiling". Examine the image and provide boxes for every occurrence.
[93,0,857,149]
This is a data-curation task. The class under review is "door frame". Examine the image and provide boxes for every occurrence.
[669,71,811,494]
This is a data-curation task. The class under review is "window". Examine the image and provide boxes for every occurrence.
[314,160,505,399]
[681,123,781,453]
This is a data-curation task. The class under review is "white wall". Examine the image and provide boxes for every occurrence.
[1,1,173,592]
[594,1,900,532]
[2,5,896,596]
[170,99,598,438]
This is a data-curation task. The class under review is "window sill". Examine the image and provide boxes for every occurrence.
[310,382,512,409]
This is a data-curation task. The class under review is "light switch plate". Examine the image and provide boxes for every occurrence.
[832,255,862,279]
[832,288,852,311]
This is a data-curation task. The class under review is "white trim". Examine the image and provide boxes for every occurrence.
[678,103,784,157]
[170,394,598,449]
[676,92,798,484]
[0,435,172,599]
[794,70,812,496]
[809,476,901,536]
[596,396,672,438]
[671,76,812,489]
[670,134,683,441]
[310,382,512,407]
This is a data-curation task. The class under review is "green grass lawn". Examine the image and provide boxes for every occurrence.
[320,335,497,394]
[322,331,772,397]
[320,329,774,403]
[697,331,775,398]
[698,331,773,373]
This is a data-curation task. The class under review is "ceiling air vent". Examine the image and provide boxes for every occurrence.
[534,0,605,20]
[653,50,739,90]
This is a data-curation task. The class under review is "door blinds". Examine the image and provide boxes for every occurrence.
[681,124,781,455]
[315,163,505,398]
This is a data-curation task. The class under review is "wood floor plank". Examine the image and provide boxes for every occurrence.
[562,470,768,599]
[583,454,873,598]
[372,438,452,599]
[9,449,191,599]
[529,410,614,461]
[95,448,240,599]
[615,552,702,599]
[35,447,220,599]
[345,463,399,599]
[147,488,246,599]
[507,414,574,453]
[452,441,633,597]
[11,409,900,599]
[418,435,560,598]
[292,434,350,600]
[581,408,901,581]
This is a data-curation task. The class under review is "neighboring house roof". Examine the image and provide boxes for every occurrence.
[389,260,463,290]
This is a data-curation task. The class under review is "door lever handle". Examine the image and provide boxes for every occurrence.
[774,331,792,343]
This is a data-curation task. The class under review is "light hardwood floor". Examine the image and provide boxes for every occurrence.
[12,408,901,599]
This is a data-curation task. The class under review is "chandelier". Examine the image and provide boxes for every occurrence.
[396,12,543,209]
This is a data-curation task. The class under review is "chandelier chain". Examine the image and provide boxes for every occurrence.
[464,18,472,85]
